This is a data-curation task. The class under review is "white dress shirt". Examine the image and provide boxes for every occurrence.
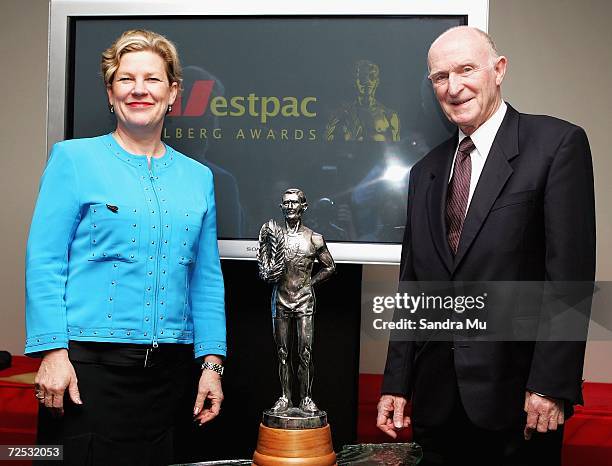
[448,101,508,209]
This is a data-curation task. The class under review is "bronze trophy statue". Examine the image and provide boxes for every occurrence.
[253,188,337,466]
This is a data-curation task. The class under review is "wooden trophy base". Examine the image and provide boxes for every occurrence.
[253,423,337,466]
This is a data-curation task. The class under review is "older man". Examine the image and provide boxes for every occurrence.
[376,27,595,465]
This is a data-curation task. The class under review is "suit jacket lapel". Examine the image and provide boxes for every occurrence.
[426,136,456,274]
[453,105,520,270]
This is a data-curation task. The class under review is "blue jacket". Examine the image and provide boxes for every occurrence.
[25,134,226,358]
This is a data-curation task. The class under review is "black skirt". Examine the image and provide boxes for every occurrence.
[37,341,195,466]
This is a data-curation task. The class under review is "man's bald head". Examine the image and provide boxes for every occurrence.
[428,26,499,70]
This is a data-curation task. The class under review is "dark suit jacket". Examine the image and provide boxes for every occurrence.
[382,104,596,430]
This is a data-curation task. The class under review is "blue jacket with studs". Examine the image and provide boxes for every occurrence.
[25,134,226,358]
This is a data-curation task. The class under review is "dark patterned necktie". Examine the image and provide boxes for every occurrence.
[446,137,475,255]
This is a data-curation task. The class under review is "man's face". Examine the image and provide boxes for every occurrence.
[281,193,305,221]
[355,63,379,96]
[428,30,507,135]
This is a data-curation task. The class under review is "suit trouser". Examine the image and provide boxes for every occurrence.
[412,381,563,466]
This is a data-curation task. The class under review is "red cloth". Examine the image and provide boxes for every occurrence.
[564,383,612,466]
[0,356,40,377]
[357,374,612,466]
[0,356,40,466]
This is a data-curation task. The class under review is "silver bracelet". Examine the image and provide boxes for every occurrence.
[201,361,224,376]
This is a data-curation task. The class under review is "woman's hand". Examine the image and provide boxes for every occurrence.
[193,357,224,426]
[34,349,82,415]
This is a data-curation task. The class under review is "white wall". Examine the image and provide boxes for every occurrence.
[0,0,49,355]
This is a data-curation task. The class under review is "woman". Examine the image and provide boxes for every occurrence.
[25,30,226,465]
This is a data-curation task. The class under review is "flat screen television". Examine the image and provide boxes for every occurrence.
[48,0,489,263]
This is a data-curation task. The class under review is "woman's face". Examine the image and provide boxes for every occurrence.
[107,50,178,133]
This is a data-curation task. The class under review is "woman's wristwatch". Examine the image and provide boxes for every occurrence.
[201,361,224,376]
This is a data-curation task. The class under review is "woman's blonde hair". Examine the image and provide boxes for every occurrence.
[101,29,183,88]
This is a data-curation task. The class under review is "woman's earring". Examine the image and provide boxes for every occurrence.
[166,105,173,114]
[109,104,114,114]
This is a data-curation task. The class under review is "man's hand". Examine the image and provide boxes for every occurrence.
[34,349,82,416]
[193,360,224,426]
[524,390,565,440]
[376,394,410,439]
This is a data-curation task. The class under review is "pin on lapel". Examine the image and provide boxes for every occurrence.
[106,204,119,213]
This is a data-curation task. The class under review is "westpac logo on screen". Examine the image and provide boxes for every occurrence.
[167,79,317,123]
